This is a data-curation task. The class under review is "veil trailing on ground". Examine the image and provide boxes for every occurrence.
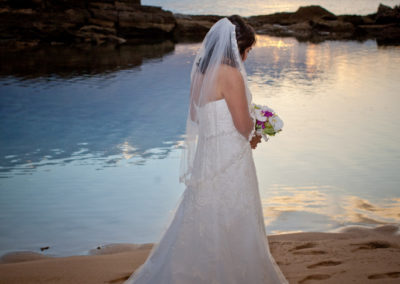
[179,17,256,188]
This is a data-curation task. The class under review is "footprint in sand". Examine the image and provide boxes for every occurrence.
[289,242,316,251]
[367,271,400,280]
[293,250,327,255]
[350,240,394,252]
[299,274,331,283]
[108,274,131,283]
[307,260,342,269]
[289,242,327,255]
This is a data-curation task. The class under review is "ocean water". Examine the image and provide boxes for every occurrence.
[0,36,399,257]
[142,0,400,16]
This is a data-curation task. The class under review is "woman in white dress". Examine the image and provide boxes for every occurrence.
[124,15,289,284]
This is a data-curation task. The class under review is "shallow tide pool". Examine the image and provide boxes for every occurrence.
[0,35,399,257]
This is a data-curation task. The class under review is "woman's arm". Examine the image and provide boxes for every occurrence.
[219,65,254,140]
[189,83,197,123]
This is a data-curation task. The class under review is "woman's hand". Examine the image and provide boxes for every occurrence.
[250,133,262,149]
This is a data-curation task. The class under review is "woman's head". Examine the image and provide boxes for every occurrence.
[196,16,255,74]
[228,15,256,61]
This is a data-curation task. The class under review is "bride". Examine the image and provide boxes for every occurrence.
[124,15,289,284]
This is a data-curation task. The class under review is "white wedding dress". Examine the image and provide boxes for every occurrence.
[124,98,289,284]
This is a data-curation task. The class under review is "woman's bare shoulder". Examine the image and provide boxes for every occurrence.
[218,64,244,87]
[219,64,241,78]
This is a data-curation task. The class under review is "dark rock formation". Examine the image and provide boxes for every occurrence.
[247,5,336,27]
[247,4,400,44]
[375,3,400,24]
[289,5,337,22]
[173,14,222,41]
[1,2,399,48]
[0,0,175,48]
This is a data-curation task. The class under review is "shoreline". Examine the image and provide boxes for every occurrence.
[1,1,399,50]
[0,223,396,260]
[1,224,399,283]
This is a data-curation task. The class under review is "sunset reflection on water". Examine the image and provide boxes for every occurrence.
[261,186,400,234]
[0,34,399,256]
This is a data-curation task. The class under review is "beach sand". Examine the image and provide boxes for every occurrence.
[0,225,399,284]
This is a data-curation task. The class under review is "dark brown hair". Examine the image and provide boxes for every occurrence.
[228,15,256,56]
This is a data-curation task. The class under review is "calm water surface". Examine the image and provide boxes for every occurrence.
[0,36,399,257]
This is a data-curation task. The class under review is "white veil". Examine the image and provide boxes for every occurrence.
[179,17,256,187]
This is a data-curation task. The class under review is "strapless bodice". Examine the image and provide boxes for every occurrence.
[198,98,239,139]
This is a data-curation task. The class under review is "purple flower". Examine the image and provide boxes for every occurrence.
[262,123,265,129]
[263,111,274,117]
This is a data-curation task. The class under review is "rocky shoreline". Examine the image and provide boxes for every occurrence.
[0,0,399,50]
[247,4,400,45]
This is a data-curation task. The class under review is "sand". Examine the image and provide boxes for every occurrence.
[0,225,399,284]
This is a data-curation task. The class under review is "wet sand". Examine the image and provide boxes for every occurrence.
[0,225,399,284]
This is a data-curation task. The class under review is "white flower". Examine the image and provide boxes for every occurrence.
[268,115,284,132]
[261,105,275,113]
[261,132,269,142]
[254,108,267,122]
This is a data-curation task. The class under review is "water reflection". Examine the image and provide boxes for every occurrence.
[0,35,399,256]
[342,196,400,225]
[0,41,191,177]
[0,41,175,79]
[262,185,400,234]
[249,35,329,97]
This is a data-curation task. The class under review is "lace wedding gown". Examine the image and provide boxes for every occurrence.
[124,98,289,284]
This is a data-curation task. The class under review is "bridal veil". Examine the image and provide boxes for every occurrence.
[179,17,256,188]
[124,17,289,284]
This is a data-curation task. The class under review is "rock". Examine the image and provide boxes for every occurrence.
[249,5,352,41]
[289,5,337,23]
[256,22,317,41]
[173,14,220,39]
[375,4,400,24]
[65,8,88,25]
[75,31,126,45]
[311,19,355,33]
[89,17,115,28]
[1,1,400,48]
[7,0,42,9]
[337,15,369,26]
[50,41,65,45]
[90,7,119,22]
[118,6,176,37]
[256,23,295,37]
[287,22,313,38]
[0,0,178,48]
[115,1,141,11]
[247,12,293,28]
[89,2,115,11]
[74,24,126,45]
[78,25,117,36]
[358,23,400,39]
[14,40,40,49]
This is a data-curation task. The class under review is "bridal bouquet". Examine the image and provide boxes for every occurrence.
[251,103,283,142]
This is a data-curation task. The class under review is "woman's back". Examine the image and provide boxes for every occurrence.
[124,16,289,284]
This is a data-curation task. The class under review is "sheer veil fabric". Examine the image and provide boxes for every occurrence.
[124,18,289,284]
[179,17,257,189]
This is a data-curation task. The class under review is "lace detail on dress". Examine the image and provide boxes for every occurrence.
[247,106,256,142]
[187,141,250,189]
